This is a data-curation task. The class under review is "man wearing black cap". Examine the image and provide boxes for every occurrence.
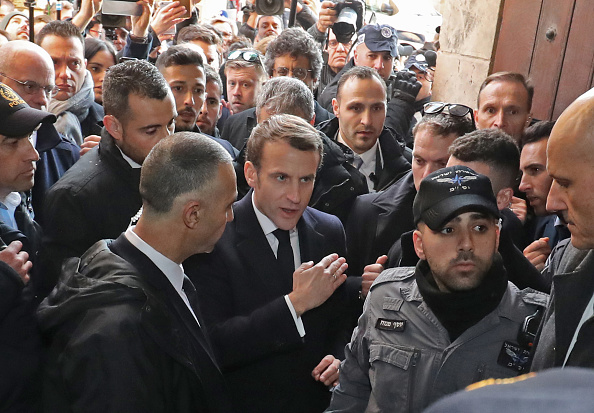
[0,82,56,412]
[325,166,547,413]
[318,23,421,144]
[0,83,56,260]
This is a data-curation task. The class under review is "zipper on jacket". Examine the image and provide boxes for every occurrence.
[408,350,420,412]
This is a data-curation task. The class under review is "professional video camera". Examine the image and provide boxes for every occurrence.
[331,0,365,44]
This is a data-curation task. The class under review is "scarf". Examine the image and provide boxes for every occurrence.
[415,254,508,342]
[49,70,95,146]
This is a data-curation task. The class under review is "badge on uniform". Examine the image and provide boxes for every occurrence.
[497,341,531,372]
[375,318,406,332]
[381,26,393,39]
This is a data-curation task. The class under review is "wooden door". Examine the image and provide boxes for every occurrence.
[492,0,594,120]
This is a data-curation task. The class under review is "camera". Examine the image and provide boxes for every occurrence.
[331,0,365,44]
[255,0,284,16]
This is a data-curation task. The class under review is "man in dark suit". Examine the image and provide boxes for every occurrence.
[38,132,237,412]
[185,114,357,412]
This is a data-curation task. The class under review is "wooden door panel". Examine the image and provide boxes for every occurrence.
[492,0,543,76]
[528,0,575,120]
[552,0,594,119]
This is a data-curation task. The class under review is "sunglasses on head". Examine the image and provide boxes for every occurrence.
[227,50,263,66]
[423,102,476,127]
[423,102,472,117]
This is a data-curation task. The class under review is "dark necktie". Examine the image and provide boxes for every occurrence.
[182,275,200,315]
[273,229,295,289]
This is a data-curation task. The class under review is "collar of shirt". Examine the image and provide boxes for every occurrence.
[116,145,142,169]
[0,192,22,210]
[251,193,300,262]
[124,226,185,291]
[337,130,382,191]
[0,192,21,229]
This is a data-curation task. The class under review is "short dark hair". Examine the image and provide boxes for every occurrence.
[255,76,314,122]
[477,71,534,111]
[521,120,555,147]
[84,37,117,65]
[204,64,222,92]
[336,66,386,102]
[37,20,84,48]
[155,44,204,71]
[449,129,520,190]
[177,24,221,46]
[264,27,322,84]
[140,132,232,214]
[246,114,323,170]
[103,60,171,122]
[413,112,476,140]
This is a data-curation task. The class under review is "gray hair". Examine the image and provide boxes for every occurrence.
[255,76,314,122]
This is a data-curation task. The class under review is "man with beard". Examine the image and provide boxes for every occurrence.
[39,60,177,296]
[0,11,28,40]
[326,166,547,413]
[156,44,237,158]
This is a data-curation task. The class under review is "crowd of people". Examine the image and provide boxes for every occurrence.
[1,0,594,412]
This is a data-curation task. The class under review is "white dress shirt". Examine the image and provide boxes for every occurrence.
[251,195,306,337]
[124,226,200,326]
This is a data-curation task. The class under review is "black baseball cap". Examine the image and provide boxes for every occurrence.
[0,83,56,137]
[355,24,398,57]
[413,166,500,230]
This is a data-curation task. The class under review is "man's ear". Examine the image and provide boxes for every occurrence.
[104,115,123,141]
[183,200,202,229]
[310,113,316,126]
[412,229,426,260]
[331,98,340,117]
[496,187,513,211]
[473,108,479,125]
[244,161,257,189]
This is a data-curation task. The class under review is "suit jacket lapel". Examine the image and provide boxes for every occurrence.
[109,235,220,371]
[298,208,326,264]
[233,193,292,297]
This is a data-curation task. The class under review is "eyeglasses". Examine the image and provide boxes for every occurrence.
[0,73,58,98]
[423,102,476,126]
[227,50,263,67]
[328,39,353,49]
[272,67,313,81]
[423,102,473,117]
